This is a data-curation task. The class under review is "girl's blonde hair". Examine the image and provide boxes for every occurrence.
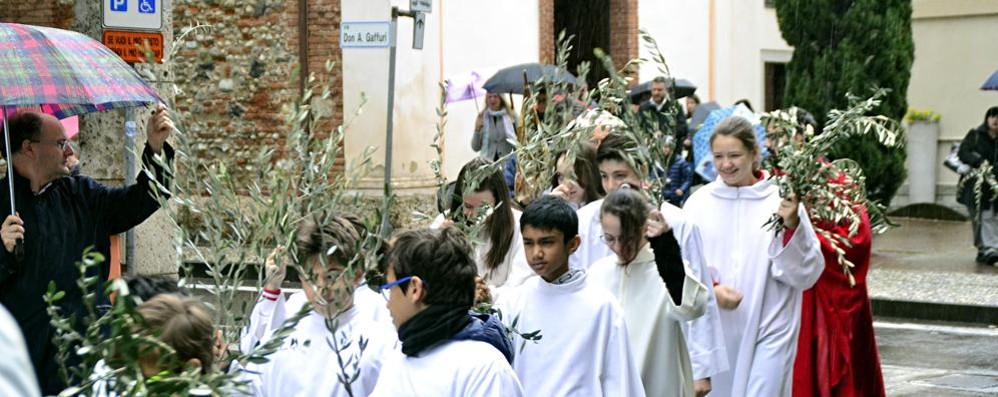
[138,293,216,374]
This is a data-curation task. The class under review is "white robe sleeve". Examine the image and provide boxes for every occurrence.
[768,203,824,290]
[665,264,709,322]
[600,310,647,397]
[681,225,731,380]
[489,251,533,302]
[239,290,288,354]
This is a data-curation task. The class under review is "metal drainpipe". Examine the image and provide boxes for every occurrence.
[299,0,309,100]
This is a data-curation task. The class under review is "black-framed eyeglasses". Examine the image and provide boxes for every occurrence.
[30,139,71,151]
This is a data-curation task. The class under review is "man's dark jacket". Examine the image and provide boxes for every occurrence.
[958,123,997,209]
[0,143,173,395]
[639,100,689,144]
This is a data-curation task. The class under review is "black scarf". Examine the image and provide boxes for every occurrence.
[397,304,471,357]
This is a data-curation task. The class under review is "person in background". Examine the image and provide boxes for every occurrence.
[550,144,605,210]
[957,106,998,265]
[661,137,694,207]
[472,92,517,163]
[640,76,689,145]
[435,158,531,303]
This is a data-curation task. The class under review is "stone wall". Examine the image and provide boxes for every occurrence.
[0,0,74,29]
[171,0,301,177]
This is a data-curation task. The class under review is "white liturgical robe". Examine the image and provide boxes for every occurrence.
[683,177,823,397]
[589,244,709,397]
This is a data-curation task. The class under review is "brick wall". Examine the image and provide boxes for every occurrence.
[171,0,343,178]
[538,0,637,81]
[0,0,74,29]
[538,0,554,63]
[610,0,638,81]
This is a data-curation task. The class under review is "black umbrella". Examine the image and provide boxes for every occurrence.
[689,101,721,131]
[629,78,698,104]
[483,63,577,94]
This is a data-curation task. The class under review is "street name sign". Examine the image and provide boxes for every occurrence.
[410,0,432,13]
[103,0,162,31]
[340,22,392,48]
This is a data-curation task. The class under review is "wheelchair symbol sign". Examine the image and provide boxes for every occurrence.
[139,0,155,14]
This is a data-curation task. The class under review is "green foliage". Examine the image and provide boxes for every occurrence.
[775,0,914,207]
[761,91,904,285]
[905,108,941,124]
[48,33,389,393]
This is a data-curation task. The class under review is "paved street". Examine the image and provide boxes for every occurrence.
[877,319,998,396]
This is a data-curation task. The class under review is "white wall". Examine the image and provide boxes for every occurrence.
[342,0,540,190]
[637,0,710,101]
[439,0,539,180]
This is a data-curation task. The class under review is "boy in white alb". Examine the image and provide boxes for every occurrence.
[370,227,523,397]
[238,213,397,397]
[496,196,644,397]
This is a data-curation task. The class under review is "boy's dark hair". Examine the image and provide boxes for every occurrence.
[520,195,578,243]
[296,212,363,270]
[123,275,186,302]
[2,112,43,156]
[388,227,477,308]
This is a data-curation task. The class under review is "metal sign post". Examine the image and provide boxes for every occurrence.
[382,4,428,233]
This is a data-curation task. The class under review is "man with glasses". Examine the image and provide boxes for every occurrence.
[370,227,523,396]
[0,106,175,394]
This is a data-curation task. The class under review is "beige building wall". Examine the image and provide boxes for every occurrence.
[342,0,541,191]
[906,0,998,205]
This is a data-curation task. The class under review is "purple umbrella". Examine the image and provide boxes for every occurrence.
[445,71,487,107]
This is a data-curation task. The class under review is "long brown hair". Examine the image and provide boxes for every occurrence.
[450,158,516,270]
[552,143,605,205]
[599,188,649,264]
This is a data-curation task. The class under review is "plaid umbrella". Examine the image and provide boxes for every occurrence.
[0,22,161,215]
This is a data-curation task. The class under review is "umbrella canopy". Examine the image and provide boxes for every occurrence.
[691,104,768,181]
[688,100,721,131]
[982,69,998,91]
[444,70,487,104]
[629,78,697,104]
[483,63,577,95]
[0,23,161,117]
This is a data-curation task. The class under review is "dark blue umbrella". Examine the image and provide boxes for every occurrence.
[483,63,577,94]
[982,69,998,91]
[629,78,698,104]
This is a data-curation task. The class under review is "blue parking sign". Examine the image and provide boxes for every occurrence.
[110,0,127,12]
[139,0,155,14]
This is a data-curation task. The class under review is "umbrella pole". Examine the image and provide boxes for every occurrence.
[2,107,13,216]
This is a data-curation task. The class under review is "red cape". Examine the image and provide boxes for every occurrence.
[793,207,886,397]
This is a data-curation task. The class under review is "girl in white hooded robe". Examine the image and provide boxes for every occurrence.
[683,117,823,397]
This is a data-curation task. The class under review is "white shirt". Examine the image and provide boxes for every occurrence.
[370,339,524,397]
[660,201,730,380]
[496,270,645,397]
[683,177,823,397]
[571,199,612,270]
